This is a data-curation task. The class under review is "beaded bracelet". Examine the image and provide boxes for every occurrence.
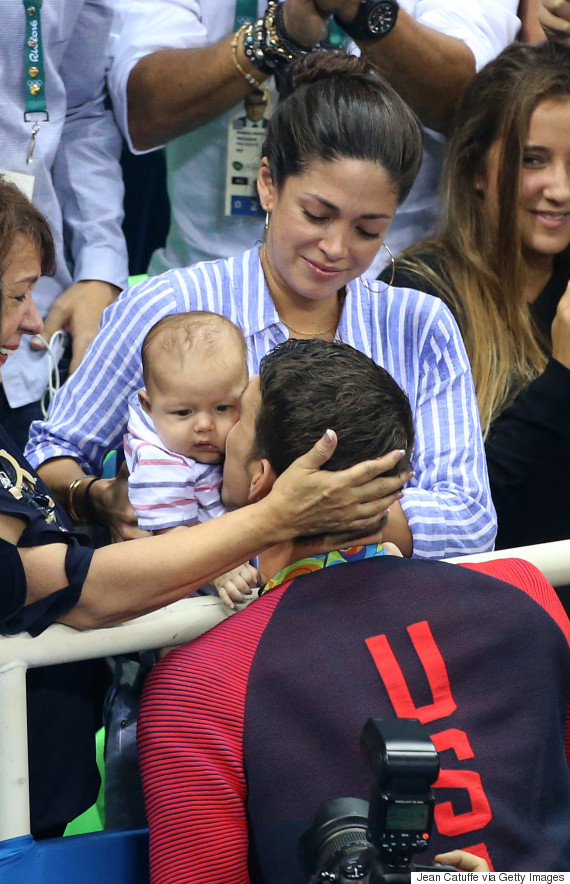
[243,0,316,76]
[231,24,265,89]
[243,15,274,75]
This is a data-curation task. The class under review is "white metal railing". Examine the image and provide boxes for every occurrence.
[0,595,239,842]
[1,539,570,842]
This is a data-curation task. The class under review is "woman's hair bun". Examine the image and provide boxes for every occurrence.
[280,50,378,98]
[265,47,423,205]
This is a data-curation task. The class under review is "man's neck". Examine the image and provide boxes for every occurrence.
[258,540,328,586]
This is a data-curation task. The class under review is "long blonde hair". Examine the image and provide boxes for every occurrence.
[396,42,570,435]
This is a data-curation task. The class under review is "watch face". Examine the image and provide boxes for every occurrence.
[368,2,397,35]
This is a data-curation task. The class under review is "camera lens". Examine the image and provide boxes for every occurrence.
[298,797,371,877]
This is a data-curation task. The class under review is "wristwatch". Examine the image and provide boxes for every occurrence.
[334,0,399,42]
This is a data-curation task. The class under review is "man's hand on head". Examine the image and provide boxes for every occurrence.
[267,430,412,541]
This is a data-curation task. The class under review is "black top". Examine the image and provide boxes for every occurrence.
[0,425,101,835]
[0,424,94,635]
[382,254,570,549]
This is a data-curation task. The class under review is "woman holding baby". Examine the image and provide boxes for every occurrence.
[27,51,496,560]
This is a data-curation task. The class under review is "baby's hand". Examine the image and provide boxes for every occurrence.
[213,562,259,609]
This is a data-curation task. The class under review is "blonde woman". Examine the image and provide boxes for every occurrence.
[384,41,570,549]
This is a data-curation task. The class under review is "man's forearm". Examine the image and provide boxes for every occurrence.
[519,0,546,43]
[127,33,267,151]
[355,9,475,133]
[126,0,329,150]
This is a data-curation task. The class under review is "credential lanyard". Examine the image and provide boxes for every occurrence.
[323,20,349,49]
[22,0,49,164]
[234,0,260,29]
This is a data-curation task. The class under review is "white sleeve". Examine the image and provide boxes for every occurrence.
[52,0,129,287]
[401,0,520,71]
[107,0,206,152]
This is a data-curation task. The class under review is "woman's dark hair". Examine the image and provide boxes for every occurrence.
[0,178,55,278]
[252,338,414,475]
[263,51,423,205]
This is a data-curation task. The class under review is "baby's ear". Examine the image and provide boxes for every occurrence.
[138,388,152,415]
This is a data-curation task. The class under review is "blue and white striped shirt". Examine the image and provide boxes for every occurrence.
[124,392,226,532]
[27,246,496,557]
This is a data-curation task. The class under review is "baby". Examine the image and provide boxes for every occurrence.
[124,311,257,607]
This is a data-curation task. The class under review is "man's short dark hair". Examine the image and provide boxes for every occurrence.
[253,339,414,475]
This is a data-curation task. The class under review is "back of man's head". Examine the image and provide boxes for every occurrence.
[253,339,414,475]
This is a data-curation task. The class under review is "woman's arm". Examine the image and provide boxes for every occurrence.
[398,294,496,557]
[27,274,188,476]
[381,501,413,558]
[485,358,570,547]
[487,284,570,547]
[6,441,407,630]
[110,0,326,152]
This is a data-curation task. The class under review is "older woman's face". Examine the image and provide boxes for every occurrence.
[0,233,43,369]
[257,157,398,305]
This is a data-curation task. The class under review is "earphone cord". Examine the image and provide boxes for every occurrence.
[36,330,65,419]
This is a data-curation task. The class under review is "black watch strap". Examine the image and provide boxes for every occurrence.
[334,0,399,42]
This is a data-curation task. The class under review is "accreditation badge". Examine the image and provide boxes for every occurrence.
[0,169,35,200]
[225,88,271,217]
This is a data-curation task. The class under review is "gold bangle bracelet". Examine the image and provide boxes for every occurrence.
[67,476,101,523]
[67,476,89,522]
[231,24,264,90]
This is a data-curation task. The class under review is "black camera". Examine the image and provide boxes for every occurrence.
[299,718,454,884]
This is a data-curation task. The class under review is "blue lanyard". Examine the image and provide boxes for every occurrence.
[22,0,48,119]
[323,20,349,48]
[22,0,49,163]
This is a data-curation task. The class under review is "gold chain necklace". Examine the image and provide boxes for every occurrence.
[260,244,343,337]
[281,318,338,336]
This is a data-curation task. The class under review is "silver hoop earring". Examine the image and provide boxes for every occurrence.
[264,211,270,238]
[359,242,395,294]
